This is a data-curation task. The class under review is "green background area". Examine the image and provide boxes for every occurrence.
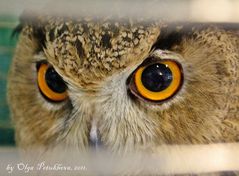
[0,16,18,145]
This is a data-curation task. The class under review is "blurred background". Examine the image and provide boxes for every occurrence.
[0,0,238,146]
[0,16,17,146]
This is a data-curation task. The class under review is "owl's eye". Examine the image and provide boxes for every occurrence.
[37,63,68,102]
[132,60,183,102]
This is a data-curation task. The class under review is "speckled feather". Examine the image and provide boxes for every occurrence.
[23,15,161,90]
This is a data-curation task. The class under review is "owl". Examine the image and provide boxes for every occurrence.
[7,12,239,175]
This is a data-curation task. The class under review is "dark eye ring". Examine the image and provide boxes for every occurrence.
[37,63,68,102]
[128,59,183,102]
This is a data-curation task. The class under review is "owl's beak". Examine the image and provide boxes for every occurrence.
[89,119,102,149]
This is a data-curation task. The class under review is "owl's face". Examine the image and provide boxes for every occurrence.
[8,14,239,153]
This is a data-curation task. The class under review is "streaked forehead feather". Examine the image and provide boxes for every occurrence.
[20,15,161,87]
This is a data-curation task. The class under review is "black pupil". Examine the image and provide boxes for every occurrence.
[141,63,173,92]
[45,67,67,93]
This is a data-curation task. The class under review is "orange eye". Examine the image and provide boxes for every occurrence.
[134,60,183,102]
[37,63,68,102]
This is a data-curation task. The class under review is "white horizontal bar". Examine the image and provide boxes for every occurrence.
[0,0,238,22]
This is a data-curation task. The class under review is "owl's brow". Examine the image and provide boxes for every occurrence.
[151,22,239,51]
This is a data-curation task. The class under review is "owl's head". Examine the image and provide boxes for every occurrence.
[8,13,239,154]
